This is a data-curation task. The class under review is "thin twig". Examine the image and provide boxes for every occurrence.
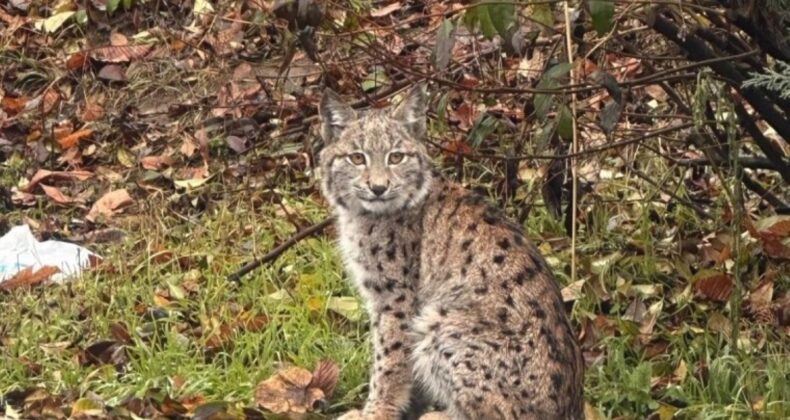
[563,1,578,284]
[674,157,778,171]
[423,122,694,161]
[227,217,333,282]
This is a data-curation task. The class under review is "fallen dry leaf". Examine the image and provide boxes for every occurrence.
[79,340,128,368]
[66,52,89,71]
[179,394,206,413]
[693,270,733,302]
[109,322,132,344]
[180,135,198,157]
[109,32,128,46]
[1,95,28,115]
[97,64,127,82]
[23,169,93,192]
[140,155,175,170]
[747,217,790,260]
[194,128,210,162]
[79,98,105,122]
[41,88,60,114]
[308,360,339,398]
[748,280,774,310]
[86,189,134,223]
[90,44,152,63]
[53,121,74,140]
[0,266,61,291]
[756,216,790,237]
[56,128,92,149]
[255,363,331,415]
[40,184,73,205]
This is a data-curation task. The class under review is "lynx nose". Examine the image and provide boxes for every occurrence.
[370,184,388,197]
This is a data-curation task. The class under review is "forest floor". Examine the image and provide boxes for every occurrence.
[1,1,789,419]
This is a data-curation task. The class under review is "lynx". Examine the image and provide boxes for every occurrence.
[318,84,584,420]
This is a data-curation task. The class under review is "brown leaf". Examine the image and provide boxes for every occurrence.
[0,266,61,291]
[237,311,269,332]
[180,135,198,157]
[53,121,74,140]
[79,97,105,122]
[97,64,127,82]
[204,322,233,350]
[89,44,152,63]
[693,270,733,302]
[158,395,187,416]
[194,128,210,163]
[40,184,73,205]
[86,189,134,222]
[760,237,790,259]
[1,95,28,115]
[56,128,93,149]
[747,218,790,260]
[449,102,478,131]
[41,88,60,114]
[109,32,129,46]
[444,140,473,157]
[23,169,93,192]
[80,340,128,367]
[109,322,132,344]
[170,39,187,53]
[309,360,339,397]
[179,395,207,413]
[748,280,774,310]
[756,215,790,237]
[644,84,668,101]
[140,155,174,170]
[66,52,90,71]
[255,365,325,415]
[232,62,252,80]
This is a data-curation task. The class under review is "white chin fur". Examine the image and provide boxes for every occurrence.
[359,199,404,214]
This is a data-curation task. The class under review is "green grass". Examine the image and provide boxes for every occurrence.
[0,195,371,415]
[2,181,788,418]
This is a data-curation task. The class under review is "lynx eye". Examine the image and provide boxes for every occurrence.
[388,152,405,165]
[347,152,366,165]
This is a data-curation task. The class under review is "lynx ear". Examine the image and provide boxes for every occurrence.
[391,83,428,138]
[319,89,356,143]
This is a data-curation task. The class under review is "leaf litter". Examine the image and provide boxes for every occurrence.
[0,0,788,418]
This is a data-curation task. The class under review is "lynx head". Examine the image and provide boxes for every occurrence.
[318,84,433,216]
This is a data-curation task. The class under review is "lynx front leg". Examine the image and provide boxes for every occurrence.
[362,310,415,419]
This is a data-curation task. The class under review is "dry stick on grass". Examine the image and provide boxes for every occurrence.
[423,122,695,161]
[563,0,579,284]
[227,217,333,282]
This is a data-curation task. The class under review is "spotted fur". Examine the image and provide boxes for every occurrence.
[319,85,584,420]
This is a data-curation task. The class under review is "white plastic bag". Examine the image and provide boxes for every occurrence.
[0,225,98,284]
